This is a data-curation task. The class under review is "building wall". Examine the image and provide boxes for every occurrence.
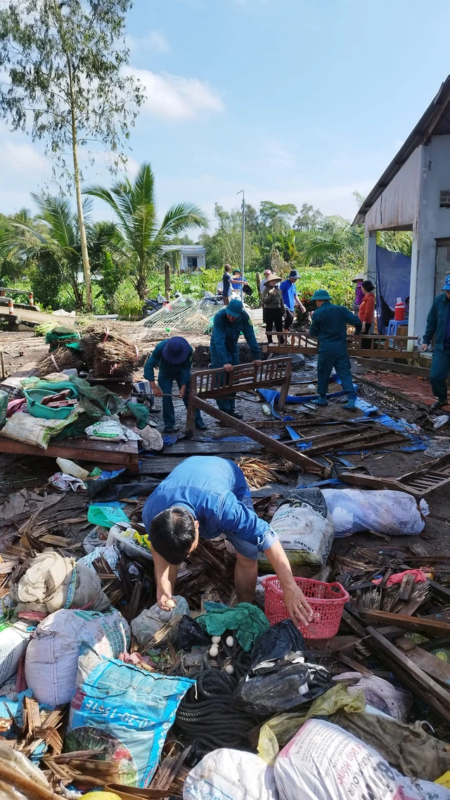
[410,134,450,339]
[365,148,421,232]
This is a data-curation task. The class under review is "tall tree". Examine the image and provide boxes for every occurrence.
[294,203,323,231]
[259,201,298,230]
[85,162,208,299]
[0,0,143,310]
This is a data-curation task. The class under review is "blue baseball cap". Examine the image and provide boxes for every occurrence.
[226,299,243,318]
[162,336,190,364]
[442,276,450,291]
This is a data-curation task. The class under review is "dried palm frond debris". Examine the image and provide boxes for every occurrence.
[82,323,138,378]
[35,347,84,377]
[238,454,295,489]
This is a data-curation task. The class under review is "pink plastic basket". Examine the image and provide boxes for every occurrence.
[264,577,349,639]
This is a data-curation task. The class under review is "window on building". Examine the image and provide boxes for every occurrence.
[435,238,450,294]
[187,256,198,269]
[440,191,450,208]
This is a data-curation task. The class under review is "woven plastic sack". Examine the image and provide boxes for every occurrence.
[183,749,279,800]
[131,597,189,645]
[25,608,130,707]
[274,719,450,800]
[321,488,428,537]
[67,654,194,787]
[0,410,78,449]
[268,491,334,566]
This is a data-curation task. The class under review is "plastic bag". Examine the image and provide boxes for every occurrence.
[274,719,450,800]
[252,620,304,670]
[267,490,335,566]
[67,654,194,787]
[334,673,412,721]
[131,597,190,645]
[235,661,331,715]
[88,504,130,529]
[174,616,211,650]
[25,608,130,707]
[183,748,279,800]
[322,488,428,537]
[258,684,366,766]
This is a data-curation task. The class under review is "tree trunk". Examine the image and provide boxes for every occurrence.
[164,261,171,301]
[135,260,148,300]
[67,56,92,312]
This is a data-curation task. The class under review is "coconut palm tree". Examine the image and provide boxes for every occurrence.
[84,162,208,299]
[0,194,117,308]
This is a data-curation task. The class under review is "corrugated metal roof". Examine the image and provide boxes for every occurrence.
[353,75,450,225]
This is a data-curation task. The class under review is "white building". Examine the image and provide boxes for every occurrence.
[354,76,450,340]
[162,245,206,272]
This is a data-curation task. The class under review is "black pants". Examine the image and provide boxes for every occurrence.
[284,309,294,330]
[263,308,284,343]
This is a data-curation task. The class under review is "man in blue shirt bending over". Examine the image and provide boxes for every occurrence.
[143,456,313,628]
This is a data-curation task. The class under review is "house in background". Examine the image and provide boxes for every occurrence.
[354,76,450,340]
[162,244,206,272]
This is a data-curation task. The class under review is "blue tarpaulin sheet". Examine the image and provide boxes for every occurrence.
[376,246,411,334]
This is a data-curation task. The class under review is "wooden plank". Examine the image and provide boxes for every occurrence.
[0,434,139,468]
[396,637,450,685]
[367,627,450,720]
[165,440,262,455]
[192,397,329,477]
[360,609,450,636]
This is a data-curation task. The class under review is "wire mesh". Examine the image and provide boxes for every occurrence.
[143,297,222,334]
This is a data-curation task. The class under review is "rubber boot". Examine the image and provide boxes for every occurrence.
[342,397,356,410]
[311,396,329,406]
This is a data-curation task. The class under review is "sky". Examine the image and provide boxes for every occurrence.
[2,0,450,228]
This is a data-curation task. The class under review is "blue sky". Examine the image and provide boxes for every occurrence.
[1,0,450,227]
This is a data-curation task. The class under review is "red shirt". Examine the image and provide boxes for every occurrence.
[359,292,375,324]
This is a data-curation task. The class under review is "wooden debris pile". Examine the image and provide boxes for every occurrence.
[176,538,236,608]
[35,347,84,378]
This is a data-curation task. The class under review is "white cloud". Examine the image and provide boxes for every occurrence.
[124,67,224,121]
[0,141,46,174]
[128,30,171,54]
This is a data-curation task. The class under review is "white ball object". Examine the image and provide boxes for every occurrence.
[209,645,219,658]
[226,636,234,647]
[211,636,221,644]
[225,664,234,675]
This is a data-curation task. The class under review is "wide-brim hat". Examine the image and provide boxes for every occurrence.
[162,336,191,364]
[311,289,332,301]
[442,275,450,291]
[265,274,282,283]
[227,299,243,318]
[288,270,300,279]
[351,273,365,282]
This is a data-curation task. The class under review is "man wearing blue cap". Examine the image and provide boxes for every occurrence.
[279,269,306,330]
[210,298,261,417]
[309,289,362,410]
[422,276,450,410]
[144,337,206,432]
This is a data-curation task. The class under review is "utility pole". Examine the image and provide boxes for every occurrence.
[237,190,245,301]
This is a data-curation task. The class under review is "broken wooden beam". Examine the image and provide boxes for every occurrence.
[360,609,450,636]
[366,626,450,722]
[189,397,329,477]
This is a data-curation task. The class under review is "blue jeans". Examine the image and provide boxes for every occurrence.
[158,372,203,430]
[317,350,355,398]
[430,349,450,403]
